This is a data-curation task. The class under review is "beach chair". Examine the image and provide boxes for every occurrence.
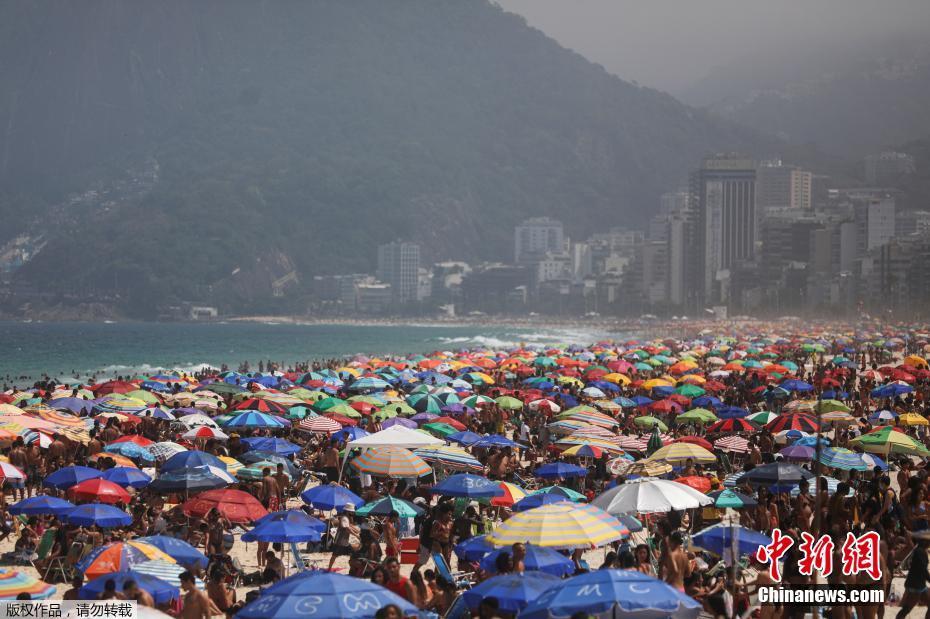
[431,552,473,589]
[44,540,83,582]
[30,527,57,571]
[512,472,538,492]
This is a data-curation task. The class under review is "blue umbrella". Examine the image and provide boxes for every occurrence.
[779,379,814,393]
[534,462,587,479]
[101,467,153,489]
[692,524,772,558]
[381,418,416,430]
[454,534,495,562]
[431,473,503,498]
[254,510,327,533]
[872,383,913,398]
[480,545,574,577]
[161,450,227,472]
[792,436,830,448]
[242,517,322,543]
[47,397,95,415]
[331,427,370,443]
[240,437,303,456]
[860,453,889,471]
[238,452,300,478]
[104,441,156,463]
[149,467,231,493]
[63,503,133,528]
[869,410,896,423]
[691,395,722,408]
[447,430,483,446]
[473,435,526,449]
[520,569,702,619]
[235,570,419,619]
[135,536,208,569]
[818,447,868,471]
[513,493,572,512]
[716,406,749,419]
[615,397,638,408]
[630,395,654,407]
[463,573,562,614]
[44,466,103,490]
[79,571,178,604]
[301,485,364,512]
[9,496,75,516]
[617,514,644,533]
[222,411,287,429]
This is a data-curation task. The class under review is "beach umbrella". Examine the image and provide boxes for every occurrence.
[350,446,431,477]
[242,516,322,543]
[707,418,759,434]
[898,412,929,427]
[675,409,718,425]
[818,447,869,471]
[708,489,757,509]
[300,485,364,512]
[747,411,778,425]
[593,479,712,515]
[77,541,175,579]
[135,536,208,570]
[79,571,177,604]
[231,398,289,414]
[513,493,572,512]
[609,459,673,477]
[531,485,587,502]
[673,476,712,493]
[490,482,527,507]
[692,523,772,558]
[850,426,930,456]
[421,422,459,438]
[181,426,229,441]
[869,410,896,423]
[332,427,370,442]
[860,453,889,471]
[104,440,157,463]
[380,417,416,430]
[816,399,852,414]
[223,410,287,429]
[356,496,424,518]
[455,534,495,562]
[473,434,526,449]
[414,446,484,472]
[177,413,219,429]
[43,466,102,490]
[633,416,668,432]
[713,436,750,453]
[431,473,503,498]
[240,437,302,456]
[299,416,342,433]
[100,467,153,489]
[150,466,234,492]
[9,496,75,516]
[463,572,562,614]
[535,462,587,479]
[254,510,327,533]
[741,462,813,487]
[560,444,609,458]
[236,570,419,619]
[716,406,749,420]
[487,503,628,549]
[160,449,226,472]
[766,413,820,434]
[67,478,131,505]
[0,462,25,482]
[148,441,187,462]
[519,569,701,619]
[779,445,815,460]
[0,568,56,600]
[647,442,716,464]
[182,488,268,523]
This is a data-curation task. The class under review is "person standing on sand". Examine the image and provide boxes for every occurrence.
[661,531,690,592]
[179,571,211,619]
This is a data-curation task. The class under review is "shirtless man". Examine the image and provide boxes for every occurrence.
[273,463,289,504]
[179,571,211,619]
[661,531,691,592]
[383,511,400,559]
[123,579,155,607]
[260,468,279,510]
[7,439,27,501]
[794,479,813,533]
[323,442,340,482]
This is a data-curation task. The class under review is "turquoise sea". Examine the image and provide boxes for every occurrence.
[0,321,616,385]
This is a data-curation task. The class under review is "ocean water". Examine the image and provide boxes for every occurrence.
[0,321,616,384]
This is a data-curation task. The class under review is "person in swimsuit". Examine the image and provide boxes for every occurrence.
[898,537,930,619]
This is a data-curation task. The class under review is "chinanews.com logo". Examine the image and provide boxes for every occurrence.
[754,529,885,606]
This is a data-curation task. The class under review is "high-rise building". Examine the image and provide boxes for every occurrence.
[864,151,915,185]
[514,217,564,264]
[377,241,420,304]
[690,154,757,307]
[853,198,896,254]
[757,161,812,212]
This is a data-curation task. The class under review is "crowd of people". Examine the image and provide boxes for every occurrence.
[1,322,930,618]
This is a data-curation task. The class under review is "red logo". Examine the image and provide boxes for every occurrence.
[756,529,882,582]
[755,528,794,582]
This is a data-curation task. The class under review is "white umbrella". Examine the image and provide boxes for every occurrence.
[181,427,229,441]
[148,441,188,462]
[592,478,713,515]
[180,414,219,429]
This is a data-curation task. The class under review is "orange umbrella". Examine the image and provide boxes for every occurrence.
[673,476,712,493]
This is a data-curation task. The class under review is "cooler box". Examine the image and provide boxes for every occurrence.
[400,537,419,565]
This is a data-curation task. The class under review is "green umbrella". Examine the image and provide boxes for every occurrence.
[286,405,313,420]
[676,409,717,425]
[356,496,422,518]
[422,422,459,438]
[675,385,706,398]
[495,396,524,411]
[711,489,757,509]
[348,395,387,406]
[530,485,586,502]
[816,400,851,414]
[635,416,668,432]
[747,411,778,425]
[646,426,664,456]
[314,397,349,412]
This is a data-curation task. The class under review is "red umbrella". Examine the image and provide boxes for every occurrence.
[67,478,132,505]
[324,413,358,426]
[674,476,712,493]
[765,413,819,434]
[231,398,289,415]
[432,417,466,431]
[349,402,377,416]
[649,400,682,415]
[92,381,137,396]
[182,489,268,523]
[109,435,154,447]
[675,436,713,451]
[707,418,758,434]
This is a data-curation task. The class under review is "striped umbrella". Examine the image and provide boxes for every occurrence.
[0,462,25,481]
[222,411,287,429]
[647,442,716,464]
[765,413,819,434]
[555,436,625,454]
[30,408,86,428]
[850,426,930,456]
[490,482,527,507]
[558,410,620,429]
[147,442,187,462]
[130,560,205,589]
[818,447,869,471]
[714,436,750,453]
[707,418,759,434]
[614,435,650,452]
[608,458,672,477]
[299,416,342,433]
[0,569,55,600]
[350,447,432,477]
[413,446,484,472]
[487,503,628,549]
[77,541,175,580]
[217,456,244,473]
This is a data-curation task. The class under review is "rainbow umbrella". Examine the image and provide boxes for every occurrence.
[490,482,527,507]
[850,426,930,456]
[350,446,431,477]
[413,446,484,472]
[0,568,55,600]
[646,442,716,464]
[76,541,175,580]
[487,503,628,549]
[818,447,869,471]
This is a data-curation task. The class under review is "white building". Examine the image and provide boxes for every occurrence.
[377,242,420,304]
[515,217,564,264]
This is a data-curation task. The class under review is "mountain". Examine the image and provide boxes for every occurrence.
[0,0,769,317]
[679,35,930,157]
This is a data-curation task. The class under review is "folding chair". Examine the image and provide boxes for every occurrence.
[45,540,83,583]
[512,472,538,492]
[431,552,473,589]
[30,528,57,571]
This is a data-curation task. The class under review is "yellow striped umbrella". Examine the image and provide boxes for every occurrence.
[898,413,929,427]
[487,503,629,549]
[219,456,244,473]
[29,409,86,428]
[608,459,672,477]
[0,404,27,416]
[350,447,432,477]
[555,436,625,454]
[646,442,716,464]
[490,482,527,507]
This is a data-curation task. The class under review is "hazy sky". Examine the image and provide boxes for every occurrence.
[496,0,930,94]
